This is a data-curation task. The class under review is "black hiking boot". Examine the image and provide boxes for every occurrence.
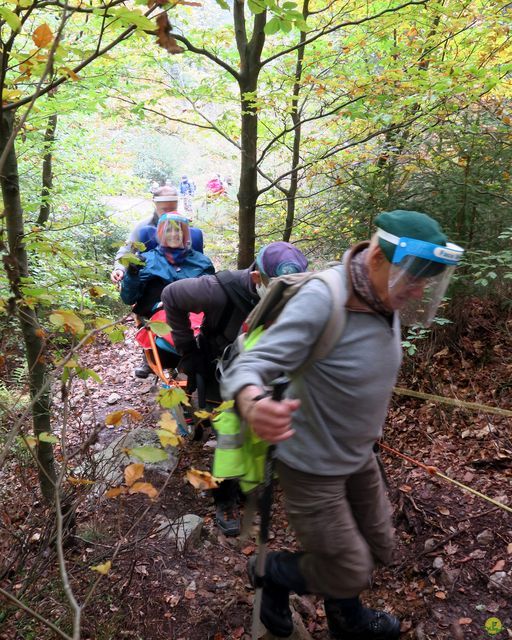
[134,354,152,379]
[213,479,241,537]
[215,501,241,537]
[325,598,401,640]
[247,551,308,638]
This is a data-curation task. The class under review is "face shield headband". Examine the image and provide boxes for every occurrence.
[153,194,179,202]
[376,228,464,327]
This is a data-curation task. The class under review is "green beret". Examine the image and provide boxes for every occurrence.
[375,210,448,277]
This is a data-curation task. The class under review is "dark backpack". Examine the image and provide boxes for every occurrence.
[216,265,349,380]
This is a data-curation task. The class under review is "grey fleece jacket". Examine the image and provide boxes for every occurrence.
[220,262,403,476]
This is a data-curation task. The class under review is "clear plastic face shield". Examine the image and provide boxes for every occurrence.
[157,214,191,250]
[377,228,464,327]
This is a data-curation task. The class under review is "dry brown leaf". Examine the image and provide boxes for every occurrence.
[124,463,144,487]
[399,484,412,493]
[490,559,506,573]
[445,542,459,555]
[507,543,512,555]
[241,544,256,556]
[68,476,95,486]
[32,24,53,48]
[458,618,472,625]
[105,486,127,498]
[184,589,196,599]
[105,409,143,426]
[434,591,447,599]
[186,468,219,490]
[155,13,184,54]
[128,482,158,499]
[437,506,450,516]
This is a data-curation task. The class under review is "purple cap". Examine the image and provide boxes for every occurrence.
[256,242,308,278]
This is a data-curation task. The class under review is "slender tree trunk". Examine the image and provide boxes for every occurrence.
[234,2,266,267]
[0,110,57,503]
[282,0,309,243]
[238,84,259,267]
[38,113,58,225]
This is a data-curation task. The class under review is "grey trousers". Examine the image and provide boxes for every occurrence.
[276,454,394,599]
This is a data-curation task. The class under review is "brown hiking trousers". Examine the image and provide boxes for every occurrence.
[276,454,394,599]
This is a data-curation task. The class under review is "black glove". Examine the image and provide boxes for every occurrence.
[179,343,207,379]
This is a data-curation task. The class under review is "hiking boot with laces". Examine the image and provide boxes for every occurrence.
[247,554,293,638]
[325,600,401,640]
[215,502,240,537]
[134,354,152,379]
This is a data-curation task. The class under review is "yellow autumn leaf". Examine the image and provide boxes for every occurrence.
[156,429,181,448]
[158,412,178,433]
[194,410,212,420]
[186,468,220,490]
[49,309,84,336]
[32,23,53,48]
[124,463,144,487]
[25,436,37,448]
[59,66,80,81]
[105,409,142,426]
[90,560,111,575]
[105,486,127,498]
[128,482,158,499]
[215,400,234,413]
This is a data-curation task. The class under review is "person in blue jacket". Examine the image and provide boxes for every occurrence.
[120,213,214,320]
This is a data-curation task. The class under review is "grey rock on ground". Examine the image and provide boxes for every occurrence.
[155,513,204,552]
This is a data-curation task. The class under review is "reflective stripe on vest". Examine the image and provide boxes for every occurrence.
[216,432,245,449]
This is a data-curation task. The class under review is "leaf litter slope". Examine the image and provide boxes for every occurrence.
[1,300,510,639]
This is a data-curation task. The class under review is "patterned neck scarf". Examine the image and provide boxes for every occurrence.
[350,248,393,317]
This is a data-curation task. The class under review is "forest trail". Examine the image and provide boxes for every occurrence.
[40,302,511,640]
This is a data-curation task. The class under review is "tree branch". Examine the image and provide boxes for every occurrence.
[260,0,430,68]
[169,32,240,81]
[0,587,73,640]
[4,5,159,113]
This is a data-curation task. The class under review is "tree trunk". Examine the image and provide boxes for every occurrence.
[282,0,309,243]
[0,110,57,503]
[237,90,259,267]
[234,2,266,268]
[38,113,58,225]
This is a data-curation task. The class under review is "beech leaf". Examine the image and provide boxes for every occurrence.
[128,481,158,499]
[158,412,178,433]
[124,463,144,487]
[156,429,181,448]
[38,432,59,443]
[105,409,142,426]
[90,560,112,575]
[105,486,127,498]
[49,309,85,336]
[155,13,184,54]
[32,23,53,48]
[186,468,220,490]
[148,320,171,337]
[129,446,168,463]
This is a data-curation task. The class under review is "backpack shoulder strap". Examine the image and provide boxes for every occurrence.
[297,266,349,372]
